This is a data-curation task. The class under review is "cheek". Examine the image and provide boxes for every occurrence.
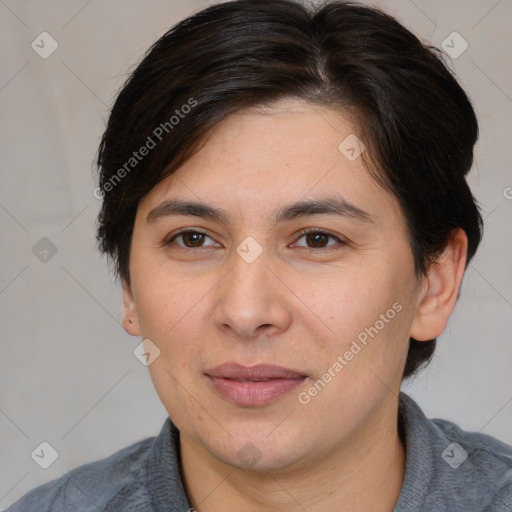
[130,263,222,388]
[133,269,211,425]
[303,262,413,387]
[303,265,400,341]
[131,251,205,338]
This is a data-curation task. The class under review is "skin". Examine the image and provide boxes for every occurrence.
[122,98,468,512]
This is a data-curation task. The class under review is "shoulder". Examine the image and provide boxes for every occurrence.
[399,392,512,511]
[5,435,155,512]
[431,415,512,508]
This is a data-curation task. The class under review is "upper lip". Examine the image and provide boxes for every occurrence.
[206,363,307,380]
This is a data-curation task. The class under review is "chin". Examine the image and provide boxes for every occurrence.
[209,430,312,473]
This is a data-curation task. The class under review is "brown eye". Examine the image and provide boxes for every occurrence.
[180,231,205,247]
[295,230,344,250]
[305,232,329,248]
[166,230,218,249]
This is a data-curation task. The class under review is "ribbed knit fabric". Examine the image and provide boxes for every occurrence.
[6,392,512,511]
[394,394,512,511]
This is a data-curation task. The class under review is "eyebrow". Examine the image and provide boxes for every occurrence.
[146,196,374,225]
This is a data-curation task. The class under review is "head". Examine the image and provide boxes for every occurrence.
[96,0,482,471]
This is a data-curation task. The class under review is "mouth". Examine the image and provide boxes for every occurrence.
[205,363,307,407]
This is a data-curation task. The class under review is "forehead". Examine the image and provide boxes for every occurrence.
[137,98,401,227]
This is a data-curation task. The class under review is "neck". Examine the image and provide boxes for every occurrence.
[180,395,406,512]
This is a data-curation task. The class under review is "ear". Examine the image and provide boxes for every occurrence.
[122,277,140,336]
[409,228,468,341]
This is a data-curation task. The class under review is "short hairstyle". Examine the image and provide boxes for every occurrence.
[96,0,483,379]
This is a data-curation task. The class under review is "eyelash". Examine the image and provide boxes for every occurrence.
[164,228,345,252]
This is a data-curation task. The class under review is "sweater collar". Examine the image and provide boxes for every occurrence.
[147,416,191,512]
[146,392,434,511]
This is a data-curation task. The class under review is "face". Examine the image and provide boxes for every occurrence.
[123,98,426,472]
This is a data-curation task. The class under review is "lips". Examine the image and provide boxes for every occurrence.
[205,364,307,406]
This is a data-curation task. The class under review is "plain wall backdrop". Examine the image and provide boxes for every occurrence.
[1,0,511,508]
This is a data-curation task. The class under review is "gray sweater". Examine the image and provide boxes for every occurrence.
[6,392,512,511]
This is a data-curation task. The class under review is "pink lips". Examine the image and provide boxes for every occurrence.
[206,364,307,406]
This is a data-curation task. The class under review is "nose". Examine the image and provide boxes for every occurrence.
[212,245,292,341]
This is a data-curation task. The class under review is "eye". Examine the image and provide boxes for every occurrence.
[164,228,345,251]
[165,229,219,249]
[293,229,345,250]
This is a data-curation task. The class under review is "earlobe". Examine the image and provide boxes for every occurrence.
[122,278,140,336]
[409,229,468,342]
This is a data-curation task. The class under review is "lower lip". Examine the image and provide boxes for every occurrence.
[207,376,306,406]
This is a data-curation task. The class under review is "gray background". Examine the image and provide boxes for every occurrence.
[0,0,511,508]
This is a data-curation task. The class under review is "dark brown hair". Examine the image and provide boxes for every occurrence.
[96,0,483,379]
